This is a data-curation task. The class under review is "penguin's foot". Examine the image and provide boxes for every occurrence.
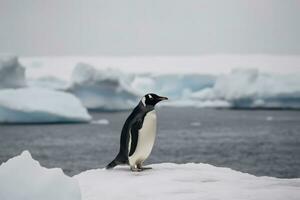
[139,166,152,171]
[130,166,142,172]
[137,164,152,171]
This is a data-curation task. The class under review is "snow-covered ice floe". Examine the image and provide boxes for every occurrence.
[76,163,300,200]
[1,151,300,200]
[68,63,140,111]
[0,88,91,123]
[0,55,26,89]
[0,151,81,200]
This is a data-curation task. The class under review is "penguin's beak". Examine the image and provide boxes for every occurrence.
[158,96,168,101]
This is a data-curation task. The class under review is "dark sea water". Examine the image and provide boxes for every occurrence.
[0,108,300,178]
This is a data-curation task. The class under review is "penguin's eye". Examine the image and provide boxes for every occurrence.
[148,94,153,99]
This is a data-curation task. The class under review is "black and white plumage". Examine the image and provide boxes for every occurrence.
[106,93,168,171]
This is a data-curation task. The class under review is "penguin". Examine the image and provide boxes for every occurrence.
[106,93,168,171]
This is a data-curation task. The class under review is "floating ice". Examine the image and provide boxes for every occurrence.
[0,55,26,89]
[68,63,140,111]
[0,88,91,123]
[91,119,110,125]
[192,69,300,109]
[18,57,300,110]
[0,151,81,200]
[1,151,300,200]
[75,163,300,200]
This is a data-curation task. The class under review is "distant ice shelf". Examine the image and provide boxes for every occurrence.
[0,88,91,123]
[1,151,299,200]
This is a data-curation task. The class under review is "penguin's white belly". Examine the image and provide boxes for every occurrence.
[129,110,157,166]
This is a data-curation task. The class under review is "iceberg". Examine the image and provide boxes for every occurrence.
[192,69,300,109]
[18,56,300,110]
[68,63,140,111]
[27,76,68,90]
[75,163,300,200]
[0,151,81,200]
[0,55,26,89]
[131,74,215,99]
[0,88,91,123]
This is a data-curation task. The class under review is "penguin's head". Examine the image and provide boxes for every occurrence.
[141,93,168,106]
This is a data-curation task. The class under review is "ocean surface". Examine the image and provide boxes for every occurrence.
[0,107,300,178]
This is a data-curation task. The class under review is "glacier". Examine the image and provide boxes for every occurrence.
[0,151,81,200]
[0,88,91,123]
[1,151,300,200]
[67,63,140,111]
[0,55,26,89]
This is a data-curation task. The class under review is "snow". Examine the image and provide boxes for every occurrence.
[68,63,140,110]
[0,88,91,123]
[0,55,26,89]
[1,151,300,200]
[75,163,300,200]
[0,151,81,200]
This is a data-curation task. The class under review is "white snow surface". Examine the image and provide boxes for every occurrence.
[68,63,140,110]
[0,55,26,89]
[0,151,81,200]
[0,88,91,123]
[1,151,300,200]
[76,164,300,200]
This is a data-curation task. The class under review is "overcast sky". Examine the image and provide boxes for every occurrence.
[0,0,299,56]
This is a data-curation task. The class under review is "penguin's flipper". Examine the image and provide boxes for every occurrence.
[128,119,143,156]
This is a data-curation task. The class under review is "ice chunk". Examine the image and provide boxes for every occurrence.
[0,151,81,200]
[90,119,110,125]
[0,55,26,89]
[68,63,140,110]
[0,88,91,123]
[192,69,300,108]
[75,163,300,200]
